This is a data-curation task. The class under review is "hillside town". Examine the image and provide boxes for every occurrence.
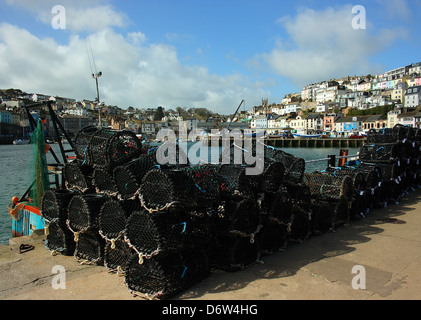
[1,61,421,142]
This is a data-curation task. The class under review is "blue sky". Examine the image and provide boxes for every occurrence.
[0,0,420,114]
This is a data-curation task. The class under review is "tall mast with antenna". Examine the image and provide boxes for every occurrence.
[85,37,103,128]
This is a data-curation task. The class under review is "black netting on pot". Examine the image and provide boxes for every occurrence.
[139,168,198,211]
[259,214,288,254]
[264,189,294,225]
[217,164,261,199]
[181,164,221,208]
[93,167,119,196]
[63,159,94,192]
[88,128,142,169]
[99,198,141,241]
[44,219,76,256]
[310,197,349,234]
[359,143,398,163]
[394,124,415,141]
[415,129,421,142]
[113,155,157,199]
[74,126,99,163]
[264,147,305,184]
[104,235,133,273]
[261,159,285,193]
[214,198,261,240]
[74,230,105,265]
[304,173,354,203]
[125,209,210,260]
[211,236,259,272]
[67,194,107,234]
[289,205,312,243]
[285,182,313,214]
[355,163,383,188]
[41,189,77,223]
[125,249,210,300]
[366,128,400,144]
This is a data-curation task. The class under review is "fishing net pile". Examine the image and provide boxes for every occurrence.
[41,125,421,299]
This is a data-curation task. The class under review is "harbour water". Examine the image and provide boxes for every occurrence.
[0,143,359,245]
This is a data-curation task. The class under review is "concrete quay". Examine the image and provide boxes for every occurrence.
[1,188,421,300]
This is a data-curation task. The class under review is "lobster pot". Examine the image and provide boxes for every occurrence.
[67,194,107,233]
[323,167,367,220]
[259,214,288,253]
[113,155,156,199]
[93,167,119,196]
[355,163,385,207]
[359,143,398,163]
[289,205,312,243]
[415,129,421,142]
[366,128,401,144]
[74,126,99,163]
[99,198,141,241]
[125,210,210,259]
[262,189,293,220]
[311,198,350,234]
[261,159,285,193]
[213,198,261,238]
[88,128,142,170]
[304,173,354,203]
[217,164,261,199]
[147,141,189,167]
[63,160,94,192]
[181,164,221,208]
[265,147,305,184]
[45,219,76,256]
[104,235,133,273]
[125,249,210,300]
[394,124,415,141]
[41,189,77,223]
[257,191,289,250]
[140,168,198,210]
[74,229,105,265]
[211,199,261,270]
[285,182,312,212]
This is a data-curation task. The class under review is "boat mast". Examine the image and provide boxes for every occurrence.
[86,37,103,128]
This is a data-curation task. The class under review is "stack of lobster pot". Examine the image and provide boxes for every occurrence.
[262,144,311,246]
[41,189,78,256]
[358,124,421,207]
[124,166,211,299]
[66,193,108,265]
[324,166,368,220]
[303,172,354,234]
[211,162,262,270]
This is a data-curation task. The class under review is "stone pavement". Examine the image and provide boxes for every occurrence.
[1,188,421,300]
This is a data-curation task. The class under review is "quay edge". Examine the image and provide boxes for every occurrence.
[1,187,421,300]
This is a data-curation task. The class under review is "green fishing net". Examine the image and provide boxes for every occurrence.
[30,119,50,207]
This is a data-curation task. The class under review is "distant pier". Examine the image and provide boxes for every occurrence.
[202,137,366,148]
[265,138,366,148]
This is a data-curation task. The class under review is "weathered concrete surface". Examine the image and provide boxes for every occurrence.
[1,189,421,300]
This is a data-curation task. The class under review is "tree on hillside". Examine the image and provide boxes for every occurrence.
[153,106,164,121]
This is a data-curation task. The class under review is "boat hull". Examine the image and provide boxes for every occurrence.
[292,134,322,139]
[9,203,44,238]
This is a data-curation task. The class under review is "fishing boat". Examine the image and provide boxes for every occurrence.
[292,133,322,139]
[13,138,30,145]
[8,101,74,238]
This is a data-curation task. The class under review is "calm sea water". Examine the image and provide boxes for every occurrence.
[0,143,358,245]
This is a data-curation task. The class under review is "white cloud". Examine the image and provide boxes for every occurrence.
[5,0,129,32]
[0,23,271,113]
[251,5,405,87]
[377,0,412,21]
